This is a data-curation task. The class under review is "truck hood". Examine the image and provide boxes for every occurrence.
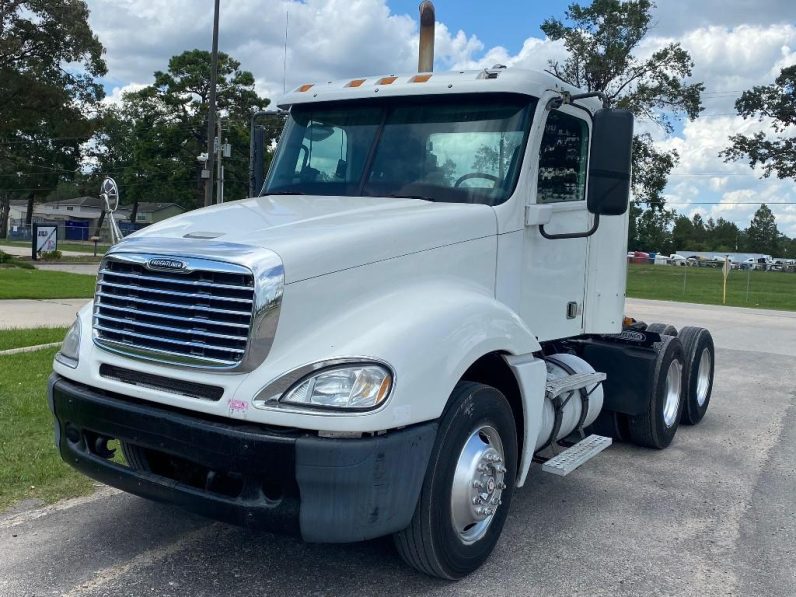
[121,195,496,283]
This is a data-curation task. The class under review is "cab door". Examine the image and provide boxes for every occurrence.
[521,106,592,341]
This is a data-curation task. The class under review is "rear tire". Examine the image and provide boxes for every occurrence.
[678,326,715,425]
[645,322,678,336]
[628,336,686,449]
[393,382,517,579]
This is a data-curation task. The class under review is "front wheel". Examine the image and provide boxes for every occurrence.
[393,382,518,579]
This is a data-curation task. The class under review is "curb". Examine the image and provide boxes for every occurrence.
[0,342,62,356]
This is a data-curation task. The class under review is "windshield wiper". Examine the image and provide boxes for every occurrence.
[262,190,306,196]
[384,193,435,202]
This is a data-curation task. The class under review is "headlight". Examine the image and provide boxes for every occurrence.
[55,318,81,368]
[281,364,392,410]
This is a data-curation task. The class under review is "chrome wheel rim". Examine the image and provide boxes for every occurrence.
[663,359,683,428]
[696,348,712,407]
[450,425,506,545]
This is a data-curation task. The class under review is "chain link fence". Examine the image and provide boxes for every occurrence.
[6,220,143,244]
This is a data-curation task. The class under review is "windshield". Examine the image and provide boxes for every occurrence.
[263,94,536,205]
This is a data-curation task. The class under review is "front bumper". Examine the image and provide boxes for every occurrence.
[48,374,436,543]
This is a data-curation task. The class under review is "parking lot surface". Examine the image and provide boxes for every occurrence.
[0,299,90,329]
[1,299,794,596]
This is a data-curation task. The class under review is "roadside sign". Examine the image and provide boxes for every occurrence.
[32,224,58,260]
[722,256,731,304]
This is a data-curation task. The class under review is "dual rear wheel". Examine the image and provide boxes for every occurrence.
[644,323,715,426]
[678,326,714,425]
[627,335,686,448]
[626,325,715,448]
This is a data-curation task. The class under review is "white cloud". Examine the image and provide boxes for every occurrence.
[87,0,485,99]
[638,24,796,120]
[648,0,796,37]
[656,113,796,235]
[639,23,796,236]
[101,82,147,105]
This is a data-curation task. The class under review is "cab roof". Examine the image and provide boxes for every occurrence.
[277,67,599,112]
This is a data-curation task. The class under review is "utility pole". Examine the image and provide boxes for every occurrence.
[203,0,221,207]
[216,119,224,204]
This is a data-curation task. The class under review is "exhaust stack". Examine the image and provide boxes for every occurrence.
[418,1,435,72]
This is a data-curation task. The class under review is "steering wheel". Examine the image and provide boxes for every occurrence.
[454,172,499,188]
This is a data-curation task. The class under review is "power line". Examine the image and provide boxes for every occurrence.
[1,120,259,146]
[662,202,796,205]
[667,173,765,177]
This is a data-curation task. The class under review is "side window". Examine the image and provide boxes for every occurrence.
[537,111,589,203]
[293,122,348,182]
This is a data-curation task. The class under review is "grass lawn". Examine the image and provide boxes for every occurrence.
[0,268,96,299]
[0,327,68,352]
[0,345,94,512]
[627,264,796,311]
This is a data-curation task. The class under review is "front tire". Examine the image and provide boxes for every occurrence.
[394,382,518,579]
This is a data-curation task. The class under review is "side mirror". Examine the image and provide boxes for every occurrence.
[250,109,288,197]
[587,109,633,216]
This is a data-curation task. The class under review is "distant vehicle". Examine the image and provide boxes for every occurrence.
[742,257,771,271]
[669,254,687,266]
[631,251,650,264]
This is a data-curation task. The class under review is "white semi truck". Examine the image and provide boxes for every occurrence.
[48,3,715,580]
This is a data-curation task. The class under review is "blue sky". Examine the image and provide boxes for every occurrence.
[387,0,572,56]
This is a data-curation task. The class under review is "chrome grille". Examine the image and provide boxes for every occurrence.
[94,255,255,368]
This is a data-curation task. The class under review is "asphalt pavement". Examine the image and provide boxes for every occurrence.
[33,263,101,275]
[1,299,794,596]
[0,299,90,329]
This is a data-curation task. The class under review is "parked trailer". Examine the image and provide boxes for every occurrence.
[47,1,716,580]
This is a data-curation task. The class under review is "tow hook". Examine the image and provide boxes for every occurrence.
[93,435,116,459]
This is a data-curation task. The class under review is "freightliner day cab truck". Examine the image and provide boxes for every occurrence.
[48,2,716,579]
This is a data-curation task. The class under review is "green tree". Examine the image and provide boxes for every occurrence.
[689,213,707,250]
[671,214,694,252]
[0,0,106,236]
[93,50,270,212]
[744,203,781,255]
[783,237,796,259]
[627,202,642,249]
[721,65,796,179]
[708,217,741,252]
[541,0,703,206]
[634,206,674,254]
